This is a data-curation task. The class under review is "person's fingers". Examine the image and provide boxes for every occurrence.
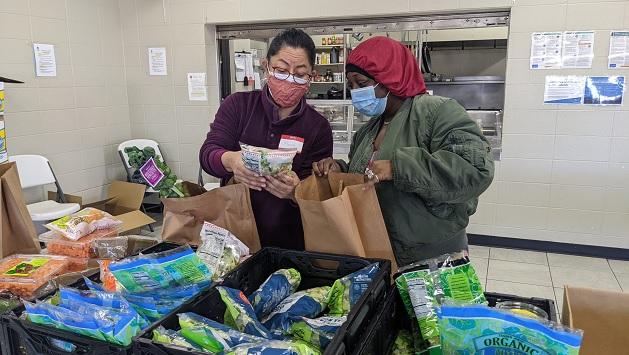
[277,172,298,186]
[237,173,265,190]
[312,161,322,176]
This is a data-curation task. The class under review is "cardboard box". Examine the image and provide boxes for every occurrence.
[49,181,155,235]
[562,286,629,355]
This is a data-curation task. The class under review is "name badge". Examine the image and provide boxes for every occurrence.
[278,135,304,153]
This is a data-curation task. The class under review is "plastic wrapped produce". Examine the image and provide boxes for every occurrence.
[152,326,204,351]
[197,221,250,281]
[0,254,70,299]
[327,264,379,316]
[179,312,264,347]
[286,315,346,349]
[109,245,211,293]
[438,305,582,354]
[227,340,321,355]
[45,208,122,241]
[46,229,124,258]
[180,326,228,353]
[249,268,301,319]
[218,286,274,339]
[263,286,330,334]
[241,144,298,176]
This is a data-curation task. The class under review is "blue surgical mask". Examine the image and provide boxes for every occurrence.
[351,83,389,117]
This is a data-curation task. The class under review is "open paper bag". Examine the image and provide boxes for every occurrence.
[295,172,397,270]
[161,183,261,253]
[0,162,40,257]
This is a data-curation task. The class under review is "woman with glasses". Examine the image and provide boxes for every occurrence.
[313,36,494,266]
[200,28,333,250]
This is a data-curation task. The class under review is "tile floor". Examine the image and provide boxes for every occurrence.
[469,245,629,319]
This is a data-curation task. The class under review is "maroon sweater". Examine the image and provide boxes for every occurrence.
[199,86,333,250]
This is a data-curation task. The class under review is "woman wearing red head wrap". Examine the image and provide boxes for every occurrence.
[314,36,494,265]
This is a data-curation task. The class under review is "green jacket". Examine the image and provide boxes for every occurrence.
[339,95,494,266]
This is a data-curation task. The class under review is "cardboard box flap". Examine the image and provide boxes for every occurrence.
[116,210,155,234]
[107,181,146,211]
[82,197,117,209]
[562,286,629,355]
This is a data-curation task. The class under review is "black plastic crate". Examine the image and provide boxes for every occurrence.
[140,241,197,254]
[357,286,558,355]
[135,247,391,355]
[0,245,209,355]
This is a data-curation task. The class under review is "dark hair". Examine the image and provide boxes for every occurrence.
[267,28,316,68]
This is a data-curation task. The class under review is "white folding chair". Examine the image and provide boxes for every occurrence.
[117,139,165,194]
[9,155,80,221]
[198,166,219,191]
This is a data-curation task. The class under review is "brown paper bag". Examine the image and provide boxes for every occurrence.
[161,183,261,253]
[295,172,397,270]
[0,163,40,257]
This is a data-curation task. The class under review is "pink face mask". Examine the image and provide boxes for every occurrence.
[267,75,309,108]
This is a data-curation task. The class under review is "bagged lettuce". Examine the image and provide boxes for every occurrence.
[287,315,346,350]
[241,144,298,176]
[218,286,275,339]
[395,269,440,350]
[180,326,229,353]
[152,326,204,351]
[179,312,264,347]
[227,340,321,355]
[24,300,106,341]
[438,305,582,354]
[263,286,330,333]
[327,264,379,315]
[109,245,211,293]
[45,207,122,241]
[249,268,301,319]
[391,329,414,355]
[197,221,249,281]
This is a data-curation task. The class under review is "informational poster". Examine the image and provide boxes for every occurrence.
[544,76,586,104]
[0,82,4,114]
[148,47,167,76]
[562,31,594,69]
[187,73,207,101]
[530,32,562,69]
[234,53,246,82]
[253,72,262,90]
[0,82,7,163]
[544,75,625,105]
[584,76,625,105]
[33,43,57,77]
[608,31,629,69]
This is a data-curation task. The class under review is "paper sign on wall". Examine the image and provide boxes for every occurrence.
[544,75,625,105]
[187,73,207,101]
[562,31,594,69]
[0,82,7,163]
[608,31,629,69]
[33,43,57,77]
[530,32,562,69]
[148,47,167,76]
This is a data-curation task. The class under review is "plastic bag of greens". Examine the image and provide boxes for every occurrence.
[227,340,321,355]
[287,315,346,350]
[124,146,187,198]
[179,312,264,347]
[249,268,301,320]
[391,329,414,355]
[438,304,582,354]
[180,326,229,353]
[218,286,275,339]
[263,286,330,333]
[24,300,107,342]
[327,264,379,315]
[395,269,440,350]
[109,245,211,293]
[152,326,204,351]
[240,144,298,176]
[197,221,250,281]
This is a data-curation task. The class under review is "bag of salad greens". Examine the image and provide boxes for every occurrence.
[327,264,379,316]
[249,268,301,319]
[218,286,275,339]
[262,286,330,333]
[197,221,250,282]
[179,312,265,348]
[227,339,321,355]
[240,144,297,176]
[286,315,346,350]
[152,326,204,351]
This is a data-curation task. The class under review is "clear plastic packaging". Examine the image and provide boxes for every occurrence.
[0,254,70,299]
[240,144,298,176]
[496,301,549,320]
[46,228,124,259]
[64,257,93,273]
[99,259,117,292]
[438,304,583,354]
[228,340,320,355]
[286,315,346,350]
[178,312,264,348]
[152,326,203,351]
[327,263,380,316]
[197,221,250,281]
[249,268,301,320]
[218,286,274,339]
[262,286,331,334]
[45,207,123,241]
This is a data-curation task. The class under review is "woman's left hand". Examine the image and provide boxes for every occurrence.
[364,160,393,189]
[265,171,300,200]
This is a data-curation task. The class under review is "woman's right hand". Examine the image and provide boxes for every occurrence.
[313,157,341,176]
[221,151,266,191]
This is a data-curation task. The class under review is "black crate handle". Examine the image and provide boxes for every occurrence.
[135,339,173,355]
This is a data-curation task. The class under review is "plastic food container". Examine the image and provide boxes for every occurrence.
[46,228,123,258]
[496,301,549,320]
[0,255,71,299]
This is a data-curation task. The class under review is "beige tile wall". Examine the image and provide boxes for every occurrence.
[1,0,129,202]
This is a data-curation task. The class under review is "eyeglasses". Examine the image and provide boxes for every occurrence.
[269,66,312,85]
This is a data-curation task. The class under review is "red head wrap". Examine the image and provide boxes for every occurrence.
[347,36,426,98]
